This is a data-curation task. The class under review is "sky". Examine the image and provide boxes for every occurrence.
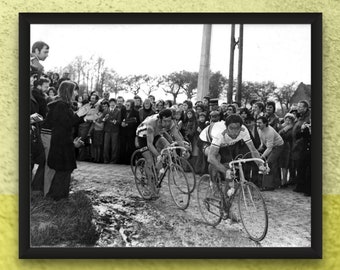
[30,24,311,101]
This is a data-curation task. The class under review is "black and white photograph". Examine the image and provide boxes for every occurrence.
[20,13,322,258]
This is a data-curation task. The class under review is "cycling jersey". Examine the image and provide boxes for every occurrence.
[136,114,177,138]
[210,124,252,148]
[199,121,225,143]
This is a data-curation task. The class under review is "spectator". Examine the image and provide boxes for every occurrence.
[102,98,121,164]
[156,99,165,113]
[278,113,295,187]
[225,104,236,119]
[77,94,99,161]
[32,78,49,118]
[209,110,221,123]
[57,69,71,88]
[253,101,265,120]
[164,100,173,109]
[291,100,311,194]
[148,94,156,111]
[46,87,57,103]
[50,72,59,89]
[256,116,284,191]
[46,81,91,200]
[195,112,209,174]
[265,100,280,131]
[75,95,83,110]
[203,96,210,112]
[139,98,155,122]
[87,104,105,163]
[120,100,140,165]
[30,77,48,193]
[239,107,251,123]
[232,101,241,114]
[220,102,228,120]
[133,95,143,111]
[30,41,49,78]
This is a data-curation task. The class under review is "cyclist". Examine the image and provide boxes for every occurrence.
[135,109,187,194]
[206,114,264,197]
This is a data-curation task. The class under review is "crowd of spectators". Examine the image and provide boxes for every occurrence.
[30,40,312,200]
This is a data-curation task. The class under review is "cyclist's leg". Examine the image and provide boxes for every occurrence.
[154,135,170,170]
[136,137,157,193]
[218,145,235,192]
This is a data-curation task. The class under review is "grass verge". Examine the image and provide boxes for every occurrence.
[30,190,99,246]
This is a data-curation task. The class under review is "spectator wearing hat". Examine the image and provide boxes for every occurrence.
[209,98,219,112]
[278,113,296,187]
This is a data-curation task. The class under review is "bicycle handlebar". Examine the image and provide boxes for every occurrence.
[160,145,187,156]
[229,158,270,175]
[228,158,266,167]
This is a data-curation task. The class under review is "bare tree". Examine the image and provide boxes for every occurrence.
[123,74,151,96]
[159,72,186,104]
[274,82,298,114]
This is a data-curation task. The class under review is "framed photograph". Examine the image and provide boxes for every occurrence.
[19,13,322,259]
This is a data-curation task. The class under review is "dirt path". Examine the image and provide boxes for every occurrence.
[71,161,311,247]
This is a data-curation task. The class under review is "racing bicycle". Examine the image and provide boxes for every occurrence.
[131,143,193,210]
[197,156,269,242]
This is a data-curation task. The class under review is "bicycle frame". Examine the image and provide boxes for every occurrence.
[208,158,268,217]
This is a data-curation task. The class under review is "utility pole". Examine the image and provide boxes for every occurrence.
[236,24,244,103]
[197,24,212,101]
[227,24,236,104]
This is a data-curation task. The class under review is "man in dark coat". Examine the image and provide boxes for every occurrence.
[103,98,121,164]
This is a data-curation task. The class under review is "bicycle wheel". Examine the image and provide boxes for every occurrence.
[197,174,223,226]
[130,149,141,177]
[238,181,268,241]
[134,158,154,200]
[175,157,197,193]
[168,163,190,210]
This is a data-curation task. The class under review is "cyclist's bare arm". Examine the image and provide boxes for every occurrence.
[146,126,159,157]
[245,140,263,167]
[171,126,185,147]
[207,145,228,175]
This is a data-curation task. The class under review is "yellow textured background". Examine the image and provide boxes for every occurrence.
[0,0,339,268]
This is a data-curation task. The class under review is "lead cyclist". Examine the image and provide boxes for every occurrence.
[206,114,264,197]
[135,109,189,193]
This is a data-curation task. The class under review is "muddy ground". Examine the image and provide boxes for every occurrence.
[71,161,311,248]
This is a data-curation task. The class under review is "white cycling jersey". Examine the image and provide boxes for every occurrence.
[200,121,252,148]
[199,121,225,143]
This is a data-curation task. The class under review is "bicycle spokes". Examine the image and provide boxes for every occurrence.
[238,182,268,241]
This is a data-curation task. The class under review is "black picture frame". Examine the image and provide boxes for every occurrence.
[19,12,322,259]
